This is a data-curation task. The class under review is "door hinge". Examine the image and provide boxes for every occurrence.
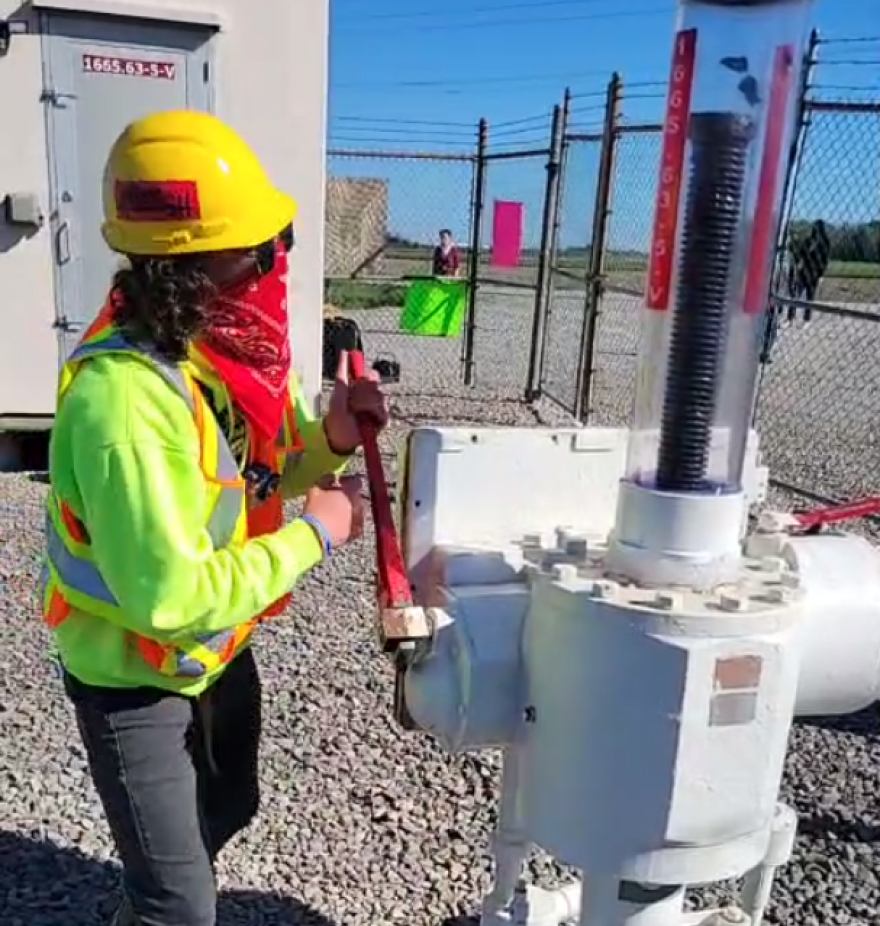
[203,61,209,82]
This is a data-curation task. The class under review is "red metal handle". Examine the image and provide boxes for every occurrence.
[348,349,366,381]
[795,496,880,532]
[347,351,413,610]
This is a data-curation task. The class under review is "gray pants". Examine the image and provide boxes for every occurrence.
[64,648,262,926]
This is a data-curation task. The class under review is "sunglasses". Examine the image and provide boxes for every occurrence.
[204,223,295,290]
[253,223,295,276]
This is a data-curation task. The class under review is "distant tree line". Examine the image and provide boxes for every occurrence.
[786,220,880,264]
[388,223,880,265]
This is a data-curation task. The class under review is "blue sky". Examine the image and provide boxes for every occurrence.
[328,1,879,250]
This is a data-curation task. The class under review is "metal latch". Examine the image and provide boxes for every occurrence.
[53,318,84,333]
[41,88,77,108]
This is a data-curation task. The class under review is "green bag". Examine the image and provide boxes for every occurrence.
[398,277,468,338]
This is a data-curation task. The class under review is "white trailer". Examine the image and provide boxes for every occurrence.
[0,0,329,431]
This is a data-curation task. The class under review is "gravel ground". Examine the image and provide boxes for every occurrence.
[2,338,879,925]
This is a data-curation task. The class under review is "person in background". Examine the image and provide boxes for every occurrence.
[41,110,388,926]
[432,227,461,277]
[786,219,831,327]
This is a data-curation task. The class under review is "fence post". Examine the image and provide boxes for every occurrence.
[525,95,568,402]
[462,118,488,387]
[574,72,622,422]
[767,29,820,302]
[754,28,820,411]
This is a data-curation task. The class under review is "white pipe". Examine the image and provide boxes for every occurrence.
[739,803,796,926]
[482,747,530,918]
[785,534,880,716]
[739,866,774,926]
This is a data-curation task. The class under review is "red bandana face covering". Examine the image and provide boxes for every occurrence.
[197,240,292,443]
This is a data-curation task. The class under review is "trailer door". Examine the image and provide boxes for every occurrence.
[42,12,215,354]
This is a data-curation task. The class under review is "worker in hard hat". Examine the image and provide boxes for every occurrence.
[40,111,388,926]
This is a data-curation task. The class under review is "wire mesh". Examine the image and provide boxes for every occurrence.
[604,127,662,298]
[541,137,601,414]
[756,99,880,500]
[326,151,476,283]
[465,150,551,396]
[325,150,476,394]
[477,150,550,288]
[586,290,641,427]
[470,284,541,396]
[755,303,880,502]
[579,126,662,424]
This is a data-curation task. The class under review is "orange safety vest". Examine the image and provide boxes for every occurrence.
[42,304,305,680]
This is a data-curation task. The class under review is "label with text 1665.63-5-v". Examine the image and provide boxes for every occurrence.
[82,54,176,81]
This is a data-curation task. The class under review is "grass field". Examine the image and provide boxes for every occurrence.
[327,248,880,309]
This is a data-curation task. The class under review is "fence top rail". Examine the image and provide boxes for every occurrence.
[617,121,664,135]
[771,293,880,324]
[328,148,476,162]
[566,132,602,143]
[805,99,880,114]
[483,146,549,161]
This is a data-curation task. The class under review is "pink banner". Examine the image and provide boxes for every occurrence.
[490,200,524,268]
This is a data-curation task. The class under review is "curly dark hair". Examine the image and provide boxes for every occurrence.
[111,257,217,363]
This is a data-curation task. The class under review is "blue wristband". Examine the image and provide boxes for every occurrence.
[301,514,333,558]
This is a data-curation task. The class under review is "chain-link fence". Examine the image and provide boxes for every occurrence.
[587,123,663,427]
[754,45,880,502]
[325,43,880,508]
[537,76,665,424]
[325,150,477,392]
[539,130,601,414]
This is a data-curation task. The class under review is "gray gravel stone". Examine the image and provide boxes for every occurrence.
[1,352,878,925]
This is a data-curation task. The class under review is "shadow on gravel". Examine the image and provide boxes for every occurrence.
[795,706,880,738]
[0,830,339,926]
[798,814,880,844]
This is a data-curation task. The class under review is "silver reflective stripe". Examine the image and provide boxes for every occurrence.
[69,335,196,415]
[45,512,118,605]
[196,628,235,652]
[68,333,134,362]
[175,655,208,678]
[70,332,243,549]
[206,487,244,549]
[37,562,50,600]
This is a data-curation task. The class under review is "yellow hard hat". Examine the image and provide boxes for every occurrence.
[101,110,297,257]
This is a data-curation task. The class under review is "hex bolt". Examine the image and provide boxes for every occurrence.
[551,564,579,583]
[591,580,619,600]
[565,538,589,558]
[764,587,793,605]
[718,591,748,612]
[654,591,684,611]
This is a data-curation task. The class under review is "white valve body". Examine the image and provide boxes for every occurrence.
[519,541,800,885]
[398,426,880,909]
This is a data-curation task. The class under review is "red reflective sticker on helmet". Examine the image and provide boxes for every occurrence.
[115,180,201,222]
